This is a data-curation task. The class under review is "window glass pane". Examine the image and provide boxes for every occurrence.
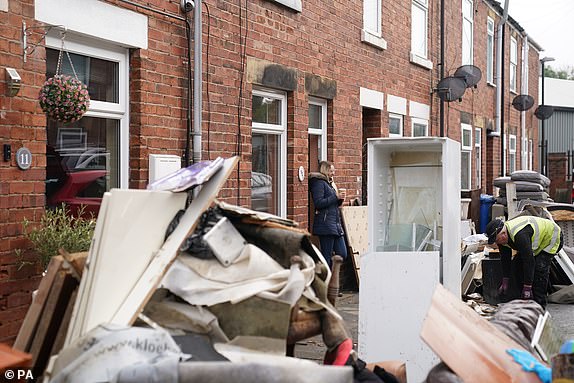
[46,48,119,103]
[411,3,426,57]
[308,134,321,173]
[510,39,517,62]
[308,104,322,130]
[462,0,472,18]
[413,122,427,137]
[364,0,380,34]
[461,152,470,189]
[487,18,494,82]
[462,129,471,147]
[252,95,281,125]
[46,117,119,215]
[389,116,402,135]
[251,133,280,215]
[462,20,472,65]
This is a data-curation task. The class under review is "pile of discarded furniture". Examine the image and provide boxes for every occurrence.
[13,157,404,383]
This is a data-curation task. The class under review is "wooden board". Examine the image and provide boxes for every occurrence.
[29,271,76,377]
[111,156,239,326]
[340,206,367,283]
[0,343,32,369]
[550,209,574,222]
[13,256,63,352]
[49,288,78,358]
[420,284,543,383]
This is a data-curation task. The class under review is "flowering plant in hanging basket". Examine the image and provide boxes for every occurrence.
[38,75,90,123]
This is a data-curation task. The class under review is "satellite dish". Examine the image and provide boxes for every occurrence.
[435,76,466,102]
[454,65,482,88]
[535,105,554,120]
[512,95,535,111]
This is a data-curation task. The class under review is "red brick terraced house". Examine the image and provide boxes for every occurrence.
[0,0,542,342]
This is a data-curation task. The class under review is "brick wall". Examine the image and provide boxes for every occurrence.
[0,0,46,343]
[0,0,541,342]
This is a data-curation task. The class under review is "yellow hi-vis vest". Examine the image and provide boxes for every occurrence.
[505,216,561,255]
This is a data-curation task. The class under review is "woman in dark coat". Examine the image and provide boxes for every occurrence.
[309,160,347,267]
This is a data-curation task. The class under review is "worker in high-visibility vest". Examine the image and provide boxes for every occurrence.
[486,215,563,307]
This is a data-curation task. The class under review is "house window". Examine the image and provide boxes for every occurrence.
[474,128,481,189]
[509,134,517,174]
[412,118,428,137]
[461,124,472,190]
[389,113,403,137]
[411,0,428,59]
[44,36,128,213]
[462,0,473,65]
[252,88,287,217]
[486,17,495,84]
[510,37,518,93]
[308,97,327,173]
[362,0,387,49]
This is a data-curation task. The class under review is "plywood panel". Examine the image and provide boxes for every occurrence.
[420,284,542,383]
[81,189,187,335]
[65,192,110,346]
[112,156,239,326]
[340,206,368,282]
[358,251,440,383]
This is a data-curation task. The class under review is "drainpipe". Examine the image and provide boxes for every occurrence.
[439,0,445,137]
[193,0,202,163]
[496,0,510,176]
[521,34,529,170]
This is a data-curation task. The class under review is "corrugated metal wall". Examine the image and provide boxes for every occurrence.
[544,108,574,154]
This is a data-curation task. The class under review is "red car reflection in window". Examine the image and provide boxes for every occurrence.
[46,145,106,218]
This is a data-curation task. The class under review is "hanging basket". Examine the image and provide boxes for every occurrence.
[38,74,90,124]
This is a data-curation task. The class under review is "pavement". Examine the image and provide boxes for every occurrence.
[293,291,574,364]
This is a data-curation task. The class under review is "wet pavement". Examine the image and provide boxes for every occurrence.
[293,291,574,363]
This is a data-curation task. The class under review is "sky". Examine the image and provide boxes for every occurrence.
[503,0,574,70]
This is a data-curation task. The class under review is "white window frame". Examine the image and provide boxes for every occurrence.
[486,17,495,84]
[462,0,474,65]
[45,34,129,188]
[528,139,533,170]
[252,88,287,218]
[474,127,481,189]
[461,123,472,190]
[410,0,432,69]
[389,113,404,137]
[411,118,428,137]
[308,97,328,162]
[503,133,507,175]
[509,134,517,174]
[362,0,387,50]
[510,37,518,93]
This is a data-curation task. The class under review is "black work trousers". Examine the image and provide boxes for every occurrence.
[510,233,563,308]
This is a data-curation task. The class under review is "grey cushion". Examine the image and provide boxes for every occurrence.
[510,170,551,187]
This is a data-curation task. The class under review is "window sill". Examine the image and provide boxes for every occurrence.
[267,0,301,12]
[487,81,496,87]
[510,89,518,95]
[410,53,433,70]
[361,29,387,51]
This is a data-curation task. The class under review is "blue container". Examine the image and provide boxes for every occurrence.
[479,194,496,233]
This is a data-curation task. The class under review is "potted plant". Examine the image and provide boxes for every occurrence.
[38,75,90,123]
[22,205,95,268]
